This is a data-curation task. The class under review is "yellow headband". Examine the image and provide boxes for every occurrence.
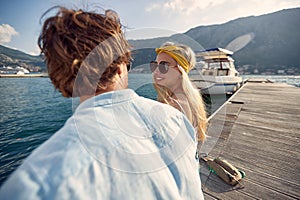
[155,45,190,73]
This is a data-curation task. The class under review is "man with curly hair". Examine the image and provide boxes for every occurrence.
[0,6,204,200]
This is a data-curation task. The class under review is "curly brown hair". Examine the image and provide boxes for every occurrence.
[38,7,131,97]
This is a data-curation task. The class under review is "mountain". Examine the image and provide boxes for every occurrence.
[1,8,299,74]
[0,45,46,72]
[129,7,300,74]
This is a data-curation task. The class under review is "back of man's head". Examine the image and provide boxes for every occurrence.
[38,7,131,97]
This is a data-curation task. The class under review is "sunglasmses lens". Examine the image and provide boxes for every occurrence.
[150,61,169,74]
[127,62,132,72]
[150,62,158,72]
[159,64,168,74]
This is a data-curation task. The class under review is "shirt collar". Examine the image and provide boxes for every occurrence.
[78,89,138,109]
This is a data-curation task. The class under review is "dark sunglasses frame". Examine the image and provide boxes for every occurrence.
[150,61,170,74]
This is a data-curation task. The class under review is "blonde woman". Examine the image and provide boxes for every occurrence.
[151,42,207,142]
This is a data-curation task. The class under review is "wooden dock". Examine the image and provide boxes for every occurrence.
[198,79,300,199]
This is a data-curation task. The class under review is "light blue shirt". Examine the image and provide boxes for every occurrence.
[0,89,204,200]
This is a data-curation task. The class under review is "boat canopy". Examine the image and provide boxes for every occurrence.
[195,48,233,61]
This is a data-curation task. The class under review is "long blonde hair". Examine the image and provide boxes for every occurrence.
[154,42,207,141]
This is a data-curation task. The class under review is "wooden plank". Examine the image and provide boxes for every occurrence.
[204,154,300,199]
[228,129,300,164]
[200,152,300,199]
[234,117,299,147]
[201,174,255,200]
[238,178,298,200]
[242,170,299,199]
[221,142,300,185]
[203,192,219,200]
[200,166,299,200]
[199,102,244,158]
[199,80,300,199]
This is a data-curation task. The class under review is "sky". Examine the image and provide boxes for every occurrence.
[0,0,300,56]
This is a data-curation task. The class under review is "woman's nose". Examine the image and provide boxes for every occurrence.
[153,67,160,74]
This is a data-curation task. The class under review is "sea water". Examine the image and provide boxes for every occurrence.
[0,74,299,186]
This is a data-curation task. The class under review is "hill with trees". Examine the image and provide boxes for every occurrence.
[1,7,299,75]
[129,7,300,75]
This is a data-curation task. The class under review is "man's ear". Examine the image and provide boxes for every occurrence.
[117,63,126,76]
[117,65,122,76]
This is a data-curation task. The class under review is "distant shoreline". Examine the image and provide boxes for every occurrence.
[0,73,49,78]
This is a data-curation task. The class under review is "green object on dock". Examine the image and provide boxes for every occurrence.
[209,166,245,179]
[239,170,246,178]
[208,166,217,174]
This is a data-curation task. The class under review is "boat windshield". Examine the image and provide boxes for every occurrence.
[204,61,234,69]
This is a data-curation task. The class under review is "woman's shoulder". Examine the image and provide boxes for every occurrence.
[136,95,184,117]
[167,98,182,112]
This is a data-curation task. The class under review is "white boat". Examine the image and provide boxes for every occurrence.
[189,48,243,95]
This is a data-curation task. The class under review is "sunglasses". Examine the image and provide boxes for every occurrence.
[150,61,172,74]
[127,61,132,72]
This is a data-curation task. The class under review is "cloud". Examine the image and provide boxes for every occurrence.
[146,0,227,16]
[144,0,300,33]
[143,0,229,34]
[147,0,299,16]
[28,45,41,56]
[0,24,19,44]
